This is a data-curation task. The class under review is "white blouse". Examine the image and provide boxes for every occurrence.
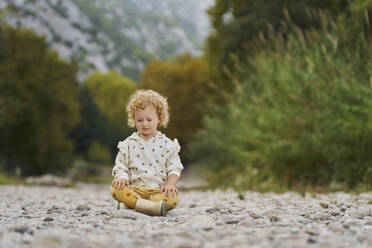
[112,131,184,188]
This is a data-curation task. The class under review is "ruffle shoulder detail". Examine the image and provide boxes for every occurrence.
[166,137,181,154]
[117,139,130,160]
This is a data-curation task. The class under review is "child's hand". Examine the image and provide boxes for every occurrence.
[160,185,179,197]
[112,178,128,190]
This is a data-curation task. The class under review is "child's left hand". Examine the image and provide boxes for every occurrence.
[160,185,179,197]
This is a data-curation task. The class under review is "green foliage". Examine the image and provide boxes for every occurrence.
[140,53,216,156]
[70,73,128,163]
[86,141,112,164]
[70,85,110,158]
[84,70,137,157]
[205,0,354,92]
[85,70,137,126]
[0,172,23,185]
[0,24,80,176]
[191,9,372,190]
[350,0,372,11]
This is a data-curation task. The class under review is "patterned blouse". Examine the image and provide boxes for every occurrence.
[112,131,184,188]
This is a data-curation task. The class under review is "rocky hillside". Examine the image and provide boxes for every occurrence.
[0,0,213,80]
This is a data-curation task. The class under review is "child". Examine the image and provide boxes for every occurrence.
[110,89,184,216]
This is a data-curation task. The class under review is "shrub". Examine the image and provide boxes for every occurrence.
[191,10,372,190]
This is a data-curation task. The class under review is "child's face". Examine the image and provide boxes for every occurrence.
[134,105,160,139]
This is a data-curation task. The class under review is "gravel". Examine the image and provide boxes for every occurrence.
[0,184,371,248]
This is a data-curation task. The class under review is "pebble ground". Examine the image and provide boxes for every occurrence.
[0,184,372,248]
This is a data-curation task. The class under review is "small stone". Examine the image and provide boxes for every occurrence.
[76,203,90,211]
[290,227,300,234]
[343,219,358,227]
[331,211,341,216]
[43,217,54,222]
[78,224,93,232]
[346,209,367,218]
[47,205,64,214]
[328,223,344,233]
[343,223,350,228]
[219,209,229,214]
[113,209,137,220]
[206,207,220,214]
[269,216,280,222]
[98,210,110,215]
[249,212,262,219]
[225,219,239,224]
[189,203,197,208]
[10,225,33,235]
[307,238,317,244]
[25,174,71,187]
[185,215,215,230]
[319,202,329,208]
[305,229,318,236]
[31,231,62,246]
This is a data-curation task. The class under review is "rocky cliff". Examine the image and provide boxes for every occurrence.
[0,0,212,80]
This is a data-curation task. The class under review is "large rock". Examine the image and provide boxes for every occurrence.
[185,215,216,230]
[26,174,72,187]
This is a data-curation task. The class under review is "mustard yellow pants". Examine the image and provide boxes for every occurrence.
[110,185,179,211]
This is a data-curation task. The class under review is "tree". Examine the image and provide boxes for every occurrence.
[206,0,352,92]
[0,24,79,176]
[70,85,110,159]
[140,53,216,156]
[84,70,137,156]
[192,8,372,189]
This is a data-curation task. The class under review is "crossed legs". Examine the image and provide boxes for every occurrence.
[110,185,179,211]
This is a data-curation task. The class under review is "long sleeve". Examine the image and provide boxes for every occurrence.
[112,140,130,180]
[165,138,184,177]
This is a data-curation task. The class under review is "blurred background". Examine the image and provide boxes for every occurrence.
[0,0,371,191]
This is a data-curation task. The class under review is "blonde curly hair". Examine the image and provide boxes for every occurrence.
[126,89,169,128]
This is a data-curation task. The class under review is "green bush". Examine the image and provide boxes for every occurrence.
[191,10,372,190]
[86,141,112,164]
[0,24,80,176]
[0,172,23,185]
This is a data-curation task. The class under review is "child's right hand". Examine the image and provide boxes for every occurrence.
[112,178,128,190]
